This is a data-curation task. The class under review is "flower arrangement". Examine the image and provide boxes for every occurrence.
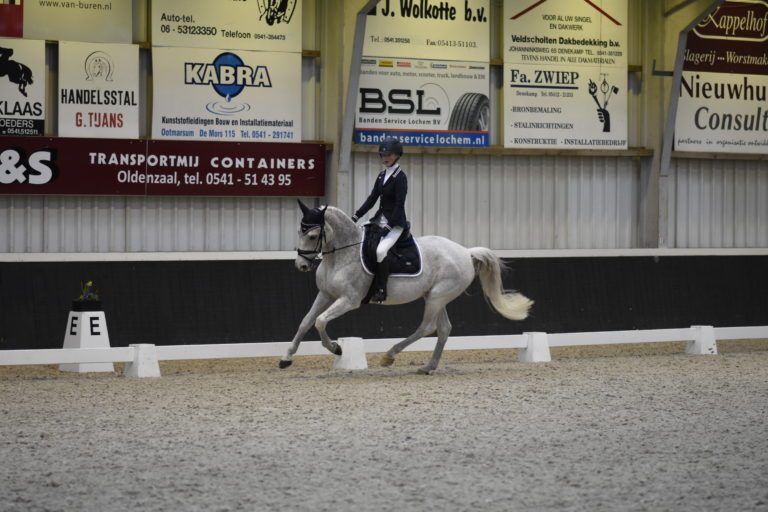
[78,280,100,301]
[72,280,102,311]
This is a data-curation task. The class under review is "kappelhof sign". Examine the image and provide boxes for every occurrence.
[693,1,768,42]
[676,0,768,153]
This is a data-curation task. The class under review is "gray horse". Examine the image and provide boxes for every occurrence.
[281,201,533,374]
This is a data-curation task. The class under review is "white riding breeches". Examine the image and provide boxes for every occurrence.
[376,226,404,263]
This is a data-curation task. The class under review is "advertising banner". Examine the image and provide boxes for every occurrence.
[675,0,768,153]
[503,0,628,149]
[23,0,131,43]
[152,46,301,143]
[0,38,45,136]
[58,41,140,139]
[355,57,489,147]
[363,0,490,61]
[151,0,302,53]
[0,137,326,197]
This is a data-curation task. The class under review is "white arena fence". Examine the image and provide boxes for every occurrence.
[1,325,767,378]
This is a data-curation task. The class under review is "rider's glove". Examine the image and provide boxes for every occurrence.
[351,215,359,223]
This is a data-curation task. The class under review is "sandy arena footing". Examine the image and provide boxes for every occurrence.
[1,341,767,512]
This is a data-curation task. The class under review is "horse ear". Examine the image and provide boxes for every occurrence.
[297,199,310,216]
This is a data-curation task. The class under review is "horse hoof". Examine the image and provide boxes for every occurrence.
[331,343,343,356]
[380,354,395,367]
[416,366,435,375]
[278,360,293,369]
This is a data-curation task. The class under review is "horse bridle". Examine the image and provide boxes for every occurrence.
[296,220,327,269]
[296,217,363,269]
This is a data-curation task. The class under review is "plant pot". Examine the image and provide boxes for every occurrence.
[71,300,103,312]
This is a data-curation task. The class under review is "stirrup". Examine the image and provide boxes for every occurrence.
[371,288,387,303]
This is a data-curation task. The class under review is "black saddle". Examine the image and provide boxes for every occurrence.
[361,223,422,277]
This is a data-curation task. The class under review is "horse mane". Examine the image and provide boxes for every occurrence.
[321,206,359,243]
[320,206,355,228]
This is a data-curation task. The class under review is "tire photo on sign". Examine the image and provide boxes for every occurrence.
[448,93,490,131]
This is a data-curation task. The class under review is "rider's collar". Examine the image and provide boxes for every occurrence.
[381,164,401,181]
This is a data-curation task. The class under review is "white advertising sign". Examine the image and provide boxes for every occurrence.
[363,0,490,61]
[58,42,140,139]
[152,0,302,53]
[503,0,628,149]
[152,46,301,142]
[0,38,45,136]
[677,72,768,153]
[355,57,489,147]
[23,0,132,43]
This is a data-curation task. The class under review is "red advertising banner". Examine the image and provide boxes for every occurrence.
[0,137,326,197]
[0,3,23,39]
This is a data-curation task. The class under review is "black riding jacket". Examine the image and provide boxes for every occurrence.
[354,165,408,229]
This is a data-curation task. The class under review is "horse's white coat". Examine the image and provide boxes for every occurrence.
[286,206,532,373]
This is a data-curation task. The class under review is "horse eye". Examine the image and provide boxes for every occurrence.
[308,234,318,241]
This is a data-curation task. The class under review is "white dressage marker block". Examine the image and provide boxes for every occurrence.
[123,344,161,378]
[60,310,113,373]
[332,337,368,370]
[519,332,552,363]
[687,325,718,355]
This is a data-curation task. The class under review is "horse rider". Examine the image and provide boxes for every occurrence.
[351,137,408,303]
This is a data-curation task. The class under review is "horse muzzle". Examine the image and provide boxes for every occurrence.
[295,252,320,272]
[295,258,311,272]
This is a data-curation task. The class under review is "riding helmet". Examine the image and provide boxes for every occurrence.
[378,137,403,157]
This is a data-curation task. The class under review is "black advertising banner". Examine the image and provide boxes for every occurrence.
[0,137,326,197]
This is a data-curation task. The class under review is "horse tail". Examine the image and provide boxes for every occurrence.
[469,247,532,321]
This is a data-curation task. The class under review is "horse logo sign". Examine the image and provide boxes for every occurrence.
[0,40,45,136]
[257,0,297,26]
[0,46,33,97]
[84,51,115,82]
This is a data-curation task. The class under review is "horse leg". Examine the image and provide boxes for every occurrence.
[279,291,333,369]
[381,299,444,369]
[417,308,452,375]
[315,297,359,356]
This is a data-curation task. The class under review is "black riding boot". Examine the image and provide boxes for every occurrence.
[371,258,390,303]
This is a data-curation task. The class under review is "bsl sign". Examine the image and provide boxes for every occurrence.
[359,88,442,115]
